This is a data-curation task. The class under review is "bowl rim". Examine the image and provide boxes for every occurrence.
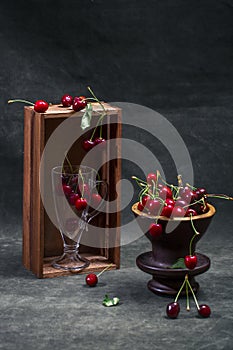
[131,202,216,221]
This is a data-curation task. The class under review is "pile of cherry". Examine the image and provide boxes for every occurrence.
[133,171,233,318]
[61,172,102,212]
[135,172,208,218]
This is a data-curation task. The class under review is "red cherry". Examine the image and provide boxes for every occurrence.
[159,186,173,199]
[171,206,186,218]
[62,184,72,196]
[82,139,95,151]
[61,94,73,107]
[69,193,80,205]
[175,199,188,207]
[86,273,98,287]
[161,204,174,217]
[147,199,161,216]
[149,223,163,237]
[180,188,197,203]
[166,302,180,319]
[165,198,175,206]
[94,137,106,149]
[195,188,207,200]
[34,100,49,113]
[142,195,150,207]
[73,96,87,111]
[184,255,197,269]
[91,193,102,208]
[146,173,157,186]
[75,198,87,210]
[198,304,211,318]
[185,208,198,217]
[137,202,144,211]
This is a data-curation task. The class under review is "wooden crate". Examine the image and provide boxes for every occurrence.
[23,103,121,278]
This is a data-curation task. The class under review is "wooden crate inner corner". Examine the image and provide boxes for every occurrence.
[23,103,121,278]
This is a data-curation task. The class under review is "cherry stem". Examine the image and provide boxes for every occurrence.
[65,154,73,174]
[174,276,187,303]
[131,176,147,185]
[96,263,113,278]
[87,86,106,113]
[189,214,199,255]
[8,99,34,106]
[177,174,183,188]
[152,180,156,197]
[206,194,233,201]
[155,170,159,197]
[89,112,106,141]
[186,183,197,191]
[186,279,190,311]
[186,277,200,310]
[183,198,204,209]
[78,169,85,198]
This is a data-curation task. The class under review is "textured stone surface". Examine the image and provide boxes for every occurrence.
[1,0,233,348]
[0,213,233,350]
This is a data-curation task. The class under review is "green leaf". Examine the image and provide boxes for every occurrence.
[80,103,93,130]
[102,294,120,307]
[170,258,186,269]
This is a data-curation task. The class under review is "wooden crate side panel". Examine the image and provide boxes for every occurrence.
[30,113,45,278]
[22,108,34,269]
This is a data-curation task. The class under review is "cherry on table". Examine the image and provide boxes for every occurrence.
[166,302,180,319]
[34,100,49,113]
[198,304,211,318]
[86,273,98,287]
[184,255,197,270]
[61,94,73,107]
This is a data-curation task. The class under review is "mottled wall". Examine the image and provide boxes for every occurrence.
[1,0,233,224]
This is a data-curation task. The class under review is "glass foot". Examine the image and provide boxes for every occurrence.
[52,252,90,271]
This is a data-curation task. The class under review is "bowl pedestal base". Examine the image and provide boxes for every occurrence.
[136,251,210,296]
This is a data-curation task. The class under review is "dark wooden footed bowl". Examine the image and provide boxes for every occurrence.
[132,203,216,296]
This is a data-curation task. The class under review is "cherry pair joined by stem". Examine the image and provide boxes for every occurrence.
[61,94,87,111]
[82,137,106,152]
[166,275,211,319]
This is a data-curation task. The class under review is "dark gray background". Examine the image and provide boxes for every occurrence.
[1,0,233,224]
[0,1,233,349]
